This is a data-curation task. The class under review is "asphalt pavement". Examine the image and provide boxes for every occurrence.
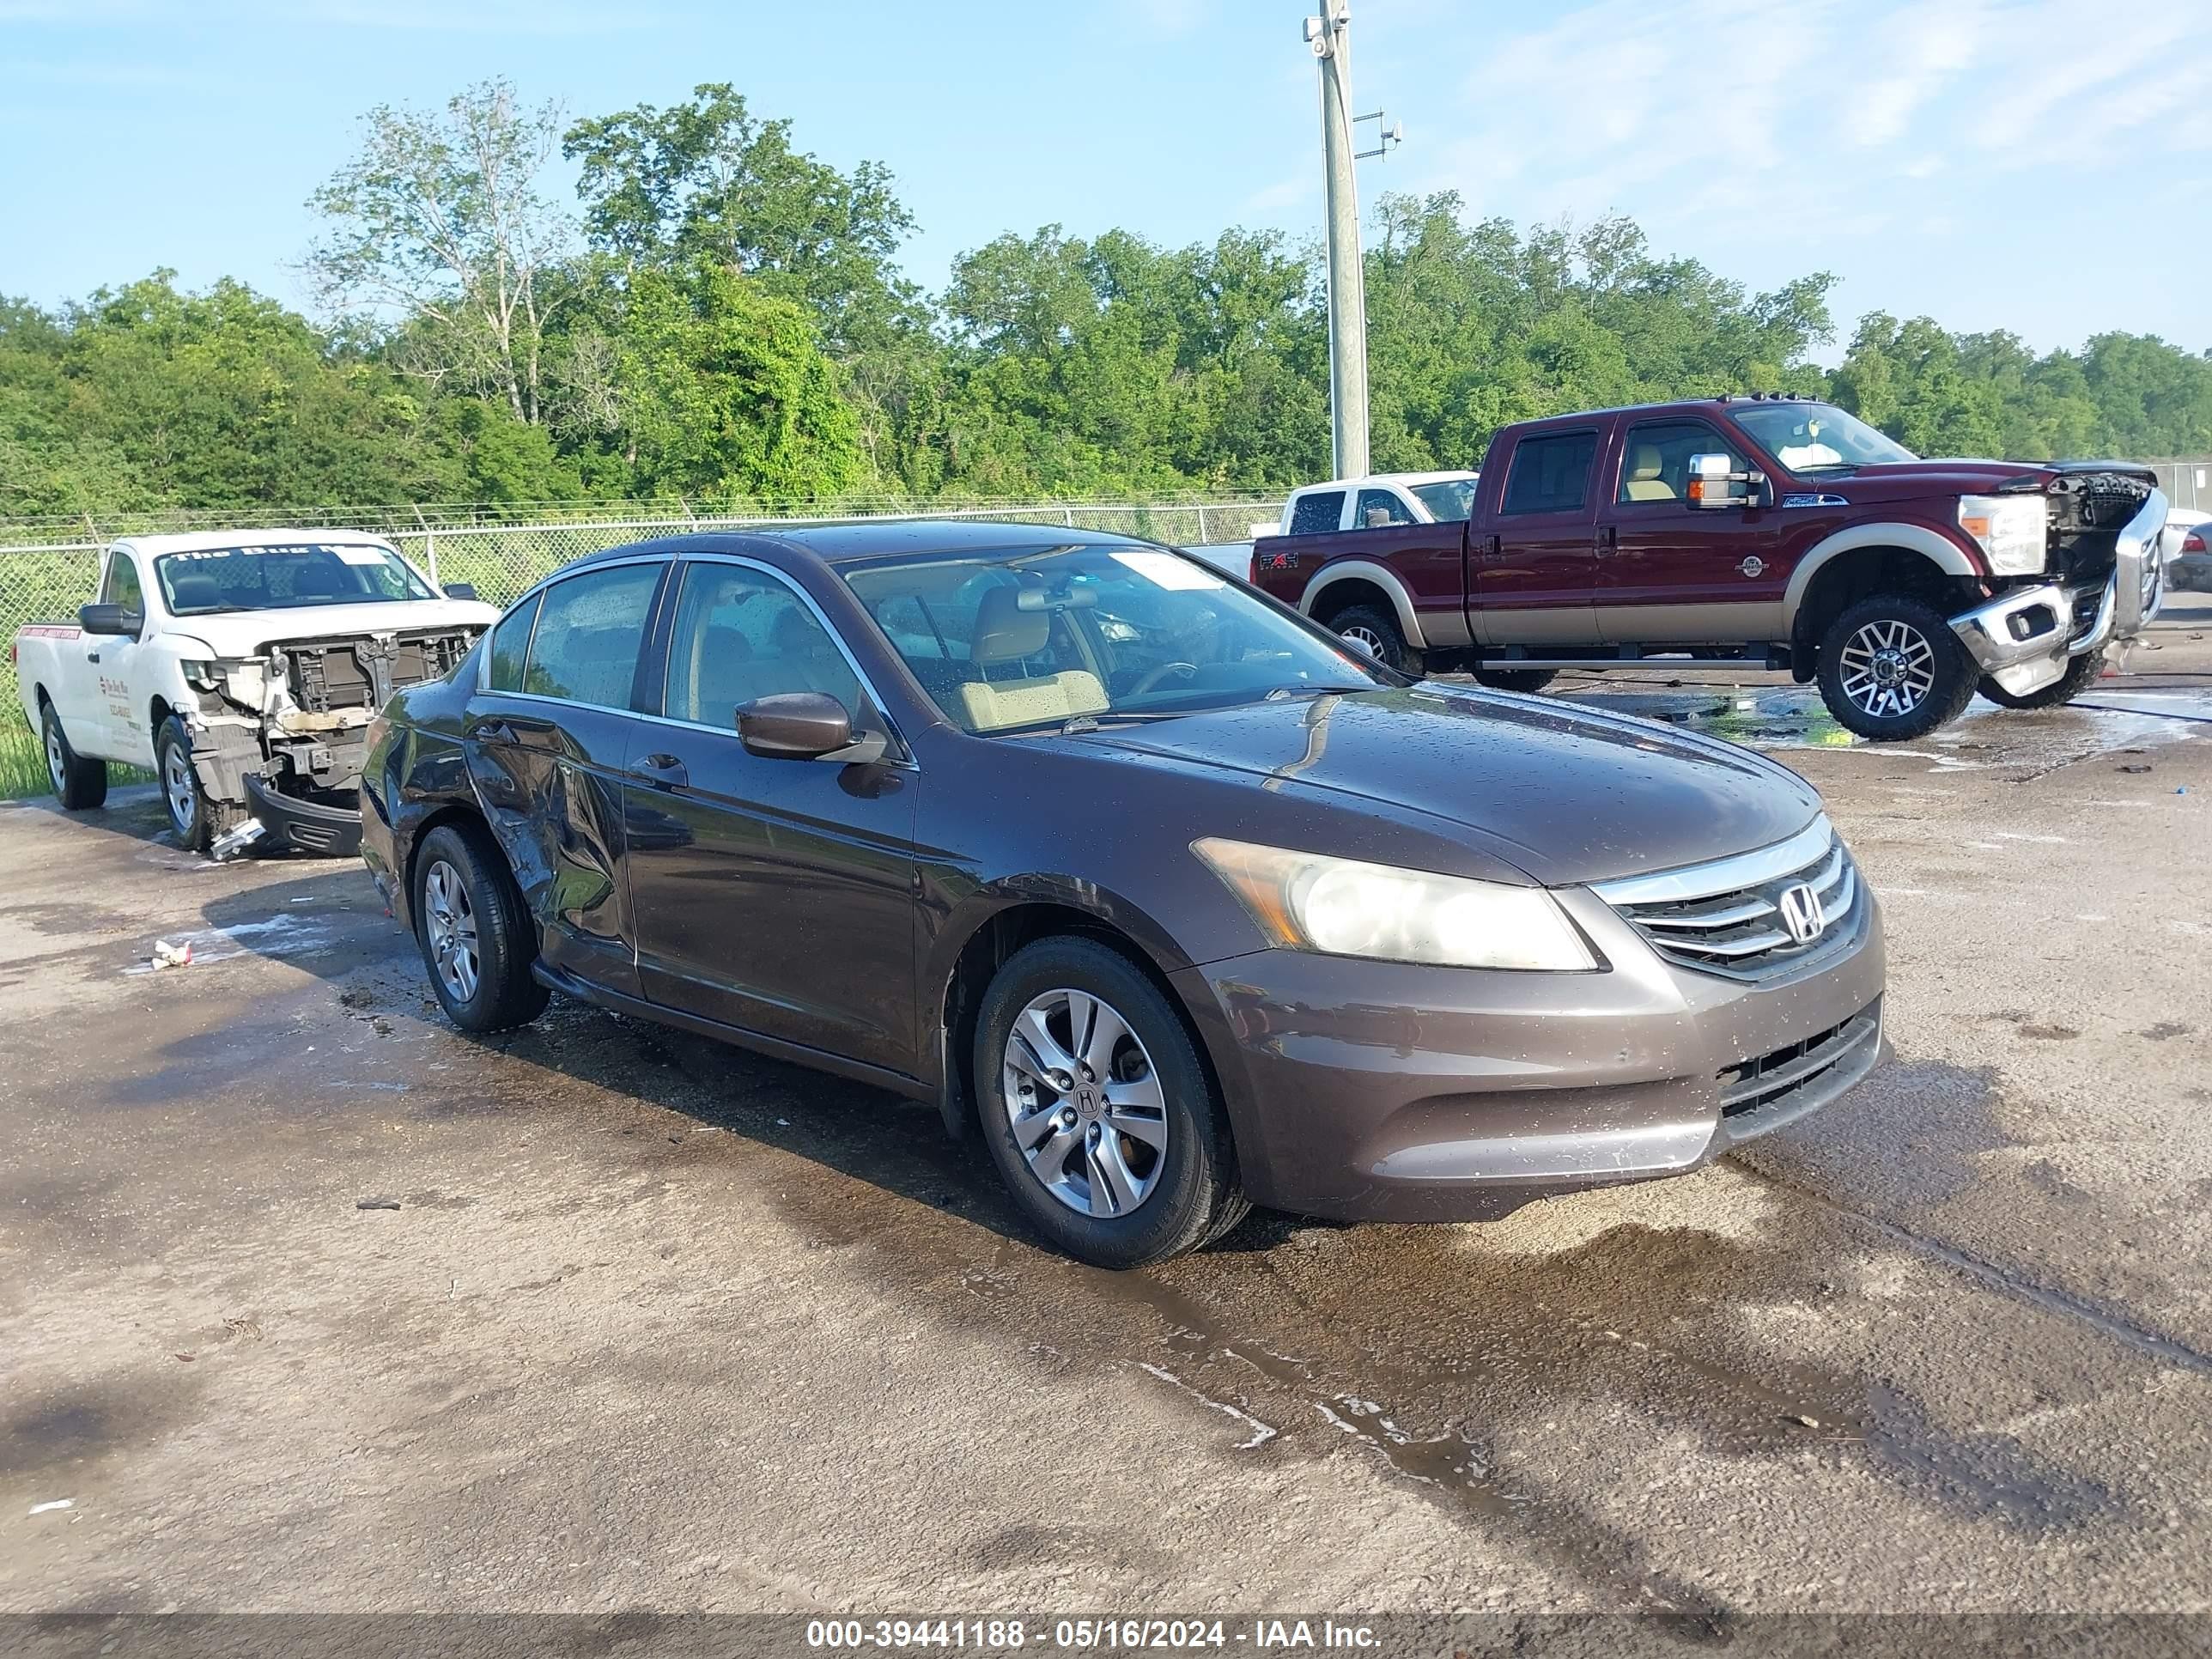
[2,600,2208,1620]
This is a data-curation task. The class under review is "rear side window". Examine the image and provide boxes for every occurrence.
[522,564,660,708]
[488,592,541,692]
[664,563,862,729]
[1287,490,1345,535]
[1354,488,1413,528]
[1501,432,1599,515]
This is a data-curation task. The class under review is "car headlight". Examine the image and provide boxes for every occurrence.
[1959,495,2048,575]
[1191,838,1600,971]
[179,659,222,689]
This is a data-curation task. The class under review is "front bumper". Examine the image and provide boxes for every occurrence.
[243,775,362,858]
[1171,884,1885,1223]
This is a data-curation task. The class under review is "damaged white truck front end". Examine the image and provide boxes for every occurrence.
[12,531,497,855]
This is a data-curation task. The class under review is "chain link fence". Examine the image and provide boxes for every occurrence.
[0,500,1281,749]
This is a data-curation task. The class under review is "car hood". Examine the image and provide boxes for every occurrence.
[1803,458,2160,492]
[1071,686,1822,888]
[164,599,500,655]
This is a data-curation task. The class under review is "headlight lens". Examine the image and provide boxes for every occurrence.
[1192,838,1599,971]
[1959,495,2048,575]
[179,659,221,688]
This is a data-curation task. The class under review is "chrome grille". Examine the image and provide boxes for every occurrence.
[1591,816,1862,981]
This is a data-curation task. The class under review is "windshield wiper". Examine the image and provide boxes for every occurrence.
[1266,684,1376,699]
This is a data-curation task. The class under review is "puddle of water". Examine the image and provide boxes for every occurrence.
[122,914,340,975]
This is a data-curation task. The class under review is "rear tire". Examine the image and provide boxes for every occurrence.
[1978,649,2105,710]
[1473,667,1558,693]
[412,822,550,1033]
[40,703,107,810]
[975,937,1243,1269]
[156,714,243,854]
[1330,604,1422,676]
[1815,594,1976,741]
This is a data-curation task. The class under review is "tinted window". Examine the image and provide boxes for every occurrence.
[155,543,434,615]
[102,552,143,611]
[1501,432,1598,515]
[1287,490,1345,535]
[1617,422,1749,505]
[664,562,862,728]
[522,564,659,708]
[488,592,541,692]
[1409,478,1478,521]
[1354,488,1413,528]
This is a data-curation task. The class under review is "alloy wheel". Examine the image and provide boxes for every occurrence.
[1837,618,1936,720]
[46,723,66,795]
[162,744,198,833]
[422,860,481,1004]
[1000,988,1170,1218]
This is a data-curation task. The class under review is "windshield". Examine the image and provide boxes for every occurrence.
[156,543,436,616]
[1409,477,1480,521]
[842,543,1396,735]
[1730,404,1916,472]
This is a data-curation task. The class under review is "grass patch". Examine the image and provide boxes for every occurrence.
[0,726,152,802]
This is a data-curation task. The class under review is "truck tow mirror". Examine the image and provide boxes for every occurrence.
[77,603,141,637]
[1686,454,1766,509]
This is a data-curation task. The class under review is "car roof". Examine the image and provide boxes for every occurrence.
[117,527,398,557]
[562,518,1152,573]
[1295,471,1479,493]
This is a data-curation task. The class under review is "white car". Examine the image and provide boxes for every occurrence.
[14,529,497,854]
[1179,469,1481,577]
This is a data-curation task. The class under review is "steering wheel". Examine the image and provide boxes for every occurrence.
[1128,660,1200,698]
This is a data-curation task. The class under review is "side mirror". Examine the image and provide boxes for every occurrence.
[78,603,141,637]
[442,582,479,600]
[735,692,886,764]
[1686,453,1767,509]
[1341,633,1376,660]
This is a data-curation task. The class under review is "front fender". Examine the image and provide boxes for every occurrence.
[1297,560,1430,648]
[1783,520,1984,623]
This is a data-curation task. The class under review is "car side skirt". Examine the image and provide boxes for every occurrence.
[531,959,936,1104]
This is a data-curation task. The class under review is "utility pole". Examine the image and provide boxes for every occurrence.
[1308,0,1382,481]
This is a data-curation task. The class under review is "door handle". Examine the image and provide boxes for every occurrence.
[468,719,517,744]
[1479,534,1504,561]
[636,753,689,788]
[1594,526,1619,559]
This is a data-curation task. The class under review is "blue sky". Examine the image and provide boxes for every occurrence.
[3,0,2207,359]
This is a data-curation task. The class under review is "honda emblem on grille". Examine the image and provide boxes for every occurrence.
[1778,882,1824,945]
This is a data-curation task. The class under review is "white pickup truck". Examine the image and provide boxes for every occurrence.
[1181,469,1480,577]
[15,529,497,854]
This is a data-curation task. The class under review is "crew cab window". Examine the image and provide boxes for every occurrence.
[521,563,659,708]
[101,552,143,613]
[664,562,862,729]
[488,592,541,692]
[1617,421,1749,505]
[1287,490,1346,535]
[1354,489,1414,528]
[1500,432,1598,514]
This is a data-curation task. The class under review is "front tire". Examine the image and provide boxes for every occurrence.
[412,822,550,1033]
[975,937,1243,1269]
[40,703,107,810]
[156,714,243,852]
[1815,594,1976,741]
[1979,649,2105,710]
[1330,604,1423,676]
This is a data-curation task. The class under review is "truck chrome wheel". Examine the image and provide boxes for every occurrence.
[1837,619,1936,720]
[422,859,481,1003]
[46,724,67,794]
[162,744,198,832]
[1000,988,1169,1218]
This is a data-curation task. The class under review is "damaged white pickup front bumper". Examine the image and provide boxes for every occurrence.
[1948,487,2166,698]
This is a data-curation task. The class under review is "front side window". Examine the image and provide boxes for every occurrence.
[102,552,143,612]
[1501,432,1599,515]
[1409,478,1479,522]
[1287,490,1346,535]
[521,563,660,708]
[1354,488,1414,529]
[664,563,863,728]
[488,592,541,692]
[1729,402,1916,472]
[844,543,1391,736]
[1616,422,1750,505]
[155,542,435,616]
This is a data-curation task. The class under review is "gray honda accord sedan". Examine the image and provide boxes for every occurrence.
[362,522,1884,1267]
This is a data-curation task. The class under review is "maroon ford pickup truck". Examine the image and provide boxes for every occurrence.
[1249,396,2169,738]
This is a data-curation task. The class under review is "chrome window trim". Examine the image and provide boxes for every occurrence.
[1589,814,1835,906]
